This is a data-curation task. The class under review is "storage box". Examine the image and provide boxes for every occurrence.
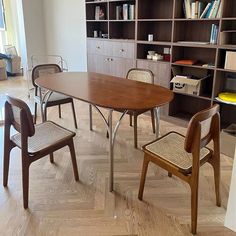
[0,60,7,80]
[170,76,206,96]
[221,124,236,158]
[225,51,236,71]
[6,56,21,74]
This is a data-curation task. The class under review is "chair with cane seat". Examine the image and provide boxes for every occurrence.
[3,95,79,208]
[138,105,221,234]
[32,64,78,128]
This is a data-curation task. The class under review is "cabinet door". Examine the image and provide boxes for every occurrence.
[87,54,110,74]
[137,60,171,88]
[137,60,171,116]
[112,42,135,59]
[87,39,105,55]
[110,57,135,78]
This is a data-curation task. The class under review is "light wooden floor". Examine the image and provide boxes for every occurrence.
[0,76,235,236]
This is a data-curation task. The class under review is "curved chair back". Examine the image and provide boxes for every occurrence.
[185,104,220,153]
[31,64,62,88]
[5,95,35,137]
[126,68,154,84]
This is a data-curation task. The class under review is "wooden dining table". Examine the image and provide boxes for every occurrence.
[35,72,174,192]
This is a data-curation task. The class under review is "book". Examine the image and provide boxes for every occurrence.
[177,41,209,45]
[129,4,135,20]
[116,6,122,20]
[200,3,211,18]
[205,1,214,18]
[198,1,203,18]
[184,0,191,18]
[209,1,217,18]
[209,0,220,18]
[210,24,219,44]
[191,2,196,19]
[216,1,222,18]
[95,6,100,20]
[174,59,198,65]
[123,4,128,20]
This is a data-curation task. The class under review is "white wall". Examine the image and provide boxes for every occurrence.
[43,0,87,71]
[21,0,47,68]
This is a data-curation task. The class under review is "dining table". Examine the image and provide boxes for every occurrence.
[35,72,174,192]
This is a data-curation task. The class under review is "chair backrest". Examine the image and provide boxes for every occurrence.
[126,68,154,84]
[31,64,62,88]
[5,95,35,137]
[185,104,220,154]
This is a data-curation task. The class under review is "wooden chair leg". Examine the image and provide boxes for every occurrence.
[68,140,79,181]
[134,114,138,149]
[22,160,30,209]
[129,114,132,127]
[71,101,78,129]
[3,143,12,187]
[58,105,62,118]
[151,109,155,134]
[50,153,54,163]
[34,102,37,124]
[168,172,172,178]
[138,156,150,200]
[212,159,221,207]
[190,183,199,235]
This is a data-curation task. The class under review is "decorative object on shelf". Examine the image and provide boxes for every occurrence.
[218,92,236,103]
[171,74,208,96]
[129,4,135,20]
[225,51,236,71]
[210,24,219,44]
[163,47,171,62]
[174,59,198,65]
[148,34,154,42]
[102,33,108,38]
[94,30,98,38]
[147,51,155,60]
[202,63,215,68]
[95,5,105,20]
[152,53,163,61]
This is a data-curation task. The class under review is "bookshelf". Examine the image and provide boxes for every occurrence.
[86,0,236,128]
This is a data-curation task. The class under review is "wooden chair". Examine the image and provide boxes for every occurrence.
[138,105,221,234]
[32,64,78,128]
[3,95,79,209]
[104,68,156,148]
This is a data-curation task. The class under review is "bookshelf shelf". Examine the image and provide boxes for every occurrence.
[173,91,212,101]
[86,0,236,128]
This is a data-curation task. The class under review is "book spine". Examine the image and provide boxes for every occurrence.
[213,25,219,44]
[185,0,191,19]
[198,2,202,18]
[129,4,135,20]
[95,6,100,20]
[191,2,196,19]
[210,1,218,18]
[216,1,222,18]
[210,24,215,44]
[123,4,128,20]
[200,3,211,18]
[206,1,214,18]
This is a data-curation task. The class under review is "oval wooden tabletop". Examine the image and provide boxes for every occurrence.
[35,72,174,111]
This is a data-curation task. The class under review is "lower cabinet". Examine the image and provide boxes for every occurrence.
[87,54,135,78]
[137,59,171,116]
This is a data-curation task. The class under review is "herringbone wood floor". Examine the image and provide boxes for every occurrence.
[0,77,235,236]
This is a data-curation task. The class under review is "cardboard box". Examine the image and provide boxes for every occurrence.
[170,76,207,96]
[225,51,236,71]
[6,56,21,74]
[0,60,7,80]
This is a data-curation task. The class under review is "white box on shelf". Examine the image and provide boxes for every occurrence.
[225,51,236,71]
[170,76,207,96]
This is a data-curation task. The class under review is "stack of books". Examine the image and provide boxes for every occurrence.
[183,0,222,19]
[116,4,135,20]
[210,24,219,44]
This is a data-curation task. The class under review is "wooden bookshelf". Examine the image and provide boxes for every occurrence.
[86,0,236,127]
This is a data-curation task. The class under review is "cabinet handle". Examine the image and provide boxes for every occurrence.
[110,58,114,61]
[105,58,109,62]
[120,49,125,52]
[97,46,101,49]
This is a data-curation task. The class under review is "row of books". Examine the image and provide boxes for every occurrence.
[183,0,222,19]
[210,24,219,44]
[116,4,135,20]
